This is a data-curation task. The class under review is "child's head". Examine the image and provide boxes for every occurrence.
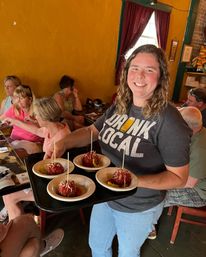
[13,85,33,109]
[34,97,62,122]
[14,85,33,99]
[59,75,74,90]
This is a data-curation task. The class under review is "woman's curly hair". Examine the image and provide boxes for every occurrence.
[115,44,169,118]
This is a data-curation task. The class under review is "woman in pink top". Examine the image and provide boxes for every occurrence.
[3,85,41,141]
[34,97,71,157]
[4,96,71,158]
[1,85,43,154]
[2,97,71,221]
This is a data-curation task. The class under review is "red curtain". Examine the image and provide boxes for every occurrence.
[115,1,153,85]
[155,9,170,50]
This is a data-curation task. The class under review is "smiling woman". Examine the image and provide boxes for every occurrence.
[127,52,160,107]
[45,44,191,257]
[117,44,169,118]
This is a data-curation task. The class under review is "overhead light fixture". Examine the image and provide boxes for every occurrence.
[150,0,157,5]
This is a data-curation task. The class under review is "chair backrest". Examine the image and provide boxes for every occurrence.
[169,205,206,244]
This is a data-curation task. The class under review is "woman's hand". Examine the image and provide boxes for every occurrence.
[45,138,67,159]
[2,117,15,126]
[73,115,84,124]
[45,125,99,160]
[72,87,79,98]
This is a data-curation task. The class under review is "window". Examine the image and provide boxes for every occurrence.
[125,12,158,59]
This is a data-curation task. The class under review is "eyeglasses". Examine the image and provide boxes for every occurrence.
[189,89,202,102]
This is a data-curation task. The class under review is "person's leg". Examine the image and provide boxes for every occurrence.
[89,203,116,257]
[0,214,42,257]
[115,201,164,257]
[19,238,41,257]
[3,189,34,220]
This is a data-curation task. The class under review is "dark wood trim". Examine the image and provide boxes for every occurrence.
[172,0,200,101]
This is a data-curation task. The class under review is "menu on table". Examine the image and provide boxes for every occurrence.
[0,138,29,192]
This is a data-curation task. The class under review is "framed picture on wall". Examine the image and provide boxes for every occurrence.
[169,40,178,62]
[181,45,193,62]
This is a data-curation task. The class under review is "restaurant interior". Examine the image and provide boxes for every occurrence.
[0,0,206,256]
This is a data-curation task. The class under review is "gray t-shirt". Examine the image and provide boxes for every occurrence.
[94,103,191,212]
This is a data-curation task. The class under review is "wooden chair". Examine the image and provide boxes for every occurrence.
[168,206,206,244]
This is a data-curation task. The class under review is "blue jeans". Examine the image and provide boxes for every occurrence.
[89,201,164,257]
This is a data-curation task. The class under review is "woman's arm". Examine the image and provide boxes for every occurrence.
[3,117,43,137]
[53,93,65,111]
[0,113,6,121]
[72,88,82,111]
[137,164,189,190]
[45,124,99,158]
[62,110,76,121]
[184,176,198,188]
[0,99,6,115]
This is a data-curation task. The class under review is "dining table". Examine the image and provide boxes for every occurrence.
[0,137,30,196]
[26,144,137,214]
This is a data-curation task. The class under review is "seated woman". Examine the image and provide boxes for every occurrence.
[2,97,71,221]
[53,75,84,130]
[0,75,21,115]
[0,85,43,154]
[0,214,64,257]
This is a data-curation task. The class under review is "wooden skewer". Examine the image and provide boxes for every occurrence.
[24,159,28,172]
[67,152,70,182]
[122,148,126,187]
[121,148,125,169]
[90,130,93,153]
[53,141,56,162]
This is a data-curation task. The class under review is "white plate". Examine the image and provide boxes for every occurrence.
[32,158,74,179]
[95,167,137,192]
[73,153,111,172]
[47,174,96,202]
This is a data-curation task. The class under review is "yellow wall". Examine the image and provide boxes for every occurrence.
[0,0,190,104]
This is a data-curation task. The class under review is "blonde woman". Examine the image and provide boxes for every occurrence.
[2,97,71,221]
[4,96,71,159]
[0,75,21,115]
[1,85,43,154]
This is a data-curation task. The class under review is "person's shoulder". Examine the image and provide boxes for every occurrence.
[160,102,192,134]
[0,98,6,110]
[161,102,182,120]
[53,91,64,104]
[104,103,117,116]
[4,105,15,115]
[0,96,11,109]
[197,127,206,139]
[192,128,206,151]
[0,97,6,105]
[164,102,179,112]
[53,91,62,98]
